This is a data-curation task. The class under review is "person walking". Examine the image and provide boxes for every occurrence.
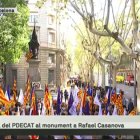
[60,90,63,103]
[64,89,68,103]
[128,98,134,114]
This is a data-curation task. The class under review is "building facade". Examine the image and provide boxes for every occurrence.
[6,0,65,90]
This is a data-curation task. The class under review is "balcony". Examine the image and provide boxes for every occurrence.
[47,42,56,48]
[47,24,56,30]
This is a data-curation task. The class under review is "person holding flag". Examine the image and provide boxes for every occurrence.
[56,87,61,115]
[68,92,74,115]
[44,84,51,115]
[30,88,37,115]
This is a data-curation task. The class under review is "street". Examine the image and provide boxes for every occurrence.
[116,83,134,102]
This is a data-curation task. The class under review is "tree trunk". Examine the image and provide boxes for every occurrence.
[130,0,140,112]
[112,66,117,88]
[89,65,94,85]
[137,65,140,113]
[99,62,105,88]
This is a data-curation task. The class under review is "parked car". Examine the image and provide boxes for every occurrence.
[124,74,134,86]
[116,75,124,83]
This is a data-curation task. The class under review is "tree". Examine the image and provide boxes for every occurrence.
[73,20,120,87]
[69,0,140,109]
[0,0,29,63]
[36,0,140,110]
[74,40,96,82]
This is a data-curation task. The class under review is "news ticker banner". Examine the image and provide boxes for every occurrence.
[0,116,140,135]
[1,116,140,129]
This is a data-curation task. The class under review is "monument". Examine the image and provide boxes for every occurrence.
[27,24,44,99]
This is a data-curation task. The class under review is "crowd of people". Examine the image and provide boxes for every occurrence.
[0,85,135,116]
[0,76,137,139]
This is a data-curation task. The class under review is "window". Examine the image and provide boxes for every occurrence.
[48,15,54,25]
[60,56,63,65]
[48,32,55,43]
[29,14,39,23]
[12,69,17,82]
[48,69,54,84]
[49,53,55,63]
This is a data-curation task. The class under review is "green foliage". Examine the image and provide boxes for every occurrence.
[73,28,95,80]
[0,0,29,63]
[36,0,46,8]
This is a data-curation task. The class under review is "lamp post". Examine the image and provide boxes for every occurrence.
[109,45,112,90]
[133,43,140,108]
[134,57,137,107]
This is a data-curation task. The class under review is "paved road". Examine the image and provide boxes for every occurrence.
[116,83,135,103]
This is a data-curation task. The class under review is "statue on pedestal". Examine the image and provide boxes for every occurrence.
[28,24,39,59]
[27,22,41,83]
[27,20,44,99]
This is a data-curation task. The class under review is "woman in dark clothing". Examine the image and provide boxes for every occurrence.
[128,98,134,114]
[64,90,68,103]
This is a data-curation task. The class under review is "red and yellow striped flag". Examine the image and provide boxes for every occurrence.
[115,94,123,109]
[0,86,10,106]
[89,96,93,112]
[77,89,82,99]
[31,91,37,115]
[23,75,31,106]
[76,89,83,112]
[0,95,9,105]
[111,92,117,105]
[118,107,124,115]
[82,89,87,108]
[0,85,5,97]
[44,84,51,114]
[0,87,15,109]
[12,78,17,102]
